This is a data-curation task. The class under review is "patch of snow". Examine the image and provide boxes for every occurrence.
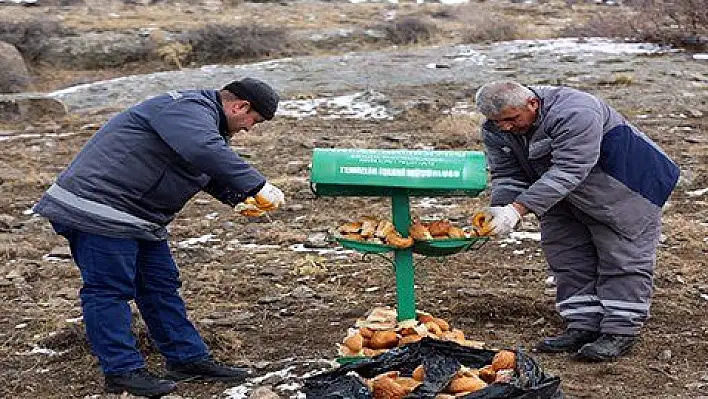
[444,46,487,64]
[236,243,281,250]
[509,231,542,241]
[496,37,671,57]
[176,234,219,248]
[290,243,355,256]
[27,347,61,356]
[251,366,298,384]
[348,0,469,2]
[415,198,460,209]
[693,53,708,60]
[278,91,393,120]
[278,381,302,391]
[43,254,71,263]
[687,187,708,197]
[0,132,79,142]
[223,385,249,399]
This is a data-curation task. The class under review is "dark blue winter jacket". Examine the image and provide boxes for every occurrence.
[33,89,266,240]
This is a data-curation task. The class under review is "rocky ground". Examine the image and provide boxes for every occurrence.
[0,1,707,398]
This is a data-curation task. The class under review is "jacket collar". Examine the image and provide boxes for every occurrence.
[214,90,230,140]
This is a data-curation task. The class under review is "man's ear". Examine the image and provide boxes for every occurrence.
[238,100,252,113]
[527,97,539,112]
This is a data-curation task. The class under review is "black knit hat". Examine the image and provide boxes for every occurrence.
[223,77,279,120]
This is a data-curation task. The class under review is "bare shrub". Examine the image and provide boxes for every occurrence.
[561,0,708,50]
[462,19,520,43]
[453,9,522,44]
[183,24,288,63]
[0,19,68,62]
[157,41,192,69]
[383,17,437,45]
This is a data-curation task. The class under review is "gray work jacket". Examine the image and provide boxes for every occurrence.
[34,89,266,240]
[482,86,680,240]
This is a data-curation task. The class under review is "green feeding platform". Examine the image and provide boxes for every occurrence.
[310,148,488,322]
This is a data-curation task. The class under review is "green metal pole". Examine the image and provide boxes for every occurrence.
[391,191,415,321]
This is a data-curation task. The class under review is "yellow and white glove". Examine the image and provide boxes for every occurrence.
[236,197,265,217]
[488,205,521,236]
[253,182,285,212]
[236,182,285,217]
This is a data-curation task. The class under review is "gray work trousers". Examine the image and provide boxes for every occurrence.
[540,201,661,335]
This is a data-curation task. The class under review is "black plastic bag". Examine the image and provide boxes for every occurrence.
[304,338,563,398]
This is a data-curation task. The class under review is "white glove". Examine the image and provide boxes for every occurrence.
[488,204,522,236]
[253,182,285,211]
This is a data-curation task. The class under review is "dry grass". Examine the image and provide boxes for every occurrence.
[431,114,485,150]
[561,0,708,50]
[183,24,289,63]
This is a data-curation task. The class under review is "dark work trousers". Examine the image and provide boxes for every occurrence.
[539,202,660,336]
[53,223,209,374]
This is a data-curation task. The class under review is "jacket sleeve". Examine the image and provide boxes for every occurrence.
[514,108,603,215]
[203,178,265,207]
[483,128,531,206]
[148,98,267,202]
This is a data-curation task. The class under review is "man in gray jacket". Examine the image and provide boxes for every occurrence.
[474,80,679,362]
[33,77,284,396]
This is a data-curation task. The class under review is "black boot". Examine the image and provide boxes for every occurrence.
[104,368,176,397]
[166,356,250,382]
[535,329,601,353]
[575,333,637,362]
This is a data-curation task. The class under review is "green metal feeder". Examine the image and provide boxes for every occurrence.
[310,148,488,322]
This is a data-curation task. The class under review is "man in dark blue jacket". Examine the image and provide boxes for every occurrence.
[34,77,284,396]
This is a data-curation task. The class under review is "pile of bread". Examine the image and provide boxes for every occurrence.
[365,350,516,398]
[337,213,493,248]
[338,307,485,358]
[337,217,415,248]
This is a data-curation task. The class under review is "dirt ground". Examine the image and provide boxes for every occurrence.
[1,1,707,399]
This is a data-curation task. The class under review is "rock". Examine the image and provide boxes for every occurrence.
[48,246,72,259]
[0,94,68,122]
[0,41,32,93]
[657,349,672,361]
[291,285,315,299]
[248,386,280,399]
[0,214,16,231]
[286,203,305,212]
[39,32,154,69]
[258,296,281,304]
[56,287,77,300]
[6,268,23,280]
[304,232,330,248]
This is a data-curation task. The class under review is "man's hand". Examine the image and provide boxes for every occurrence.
[235,197,265,217]
[488,204,522,236]
[253,182,285,211]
